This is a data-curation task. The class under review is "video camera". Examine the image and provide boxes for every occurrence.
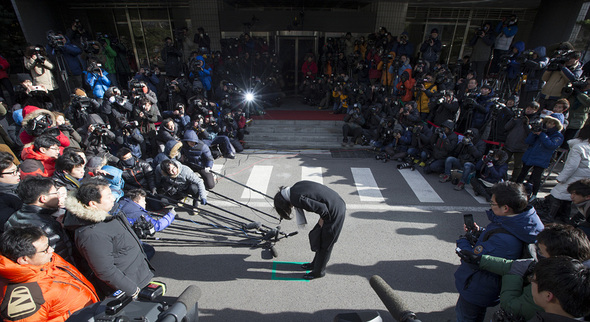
[546,49,574,71]
[67,284,200,322]
[562,79,588,97]
[32,47,46,64]
[71,94,91,111]
[87,61,103,74]
[47,32,66,48]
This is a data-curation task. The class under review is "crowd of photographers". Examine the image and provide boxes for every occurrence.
[0,22,298,321]
[0,16,589,321]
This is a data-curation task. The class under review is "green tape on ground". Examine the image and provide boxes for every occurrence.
[272,261,310,281]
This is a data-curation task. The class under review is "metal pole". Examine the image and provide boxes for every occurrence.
[125,8,141,70]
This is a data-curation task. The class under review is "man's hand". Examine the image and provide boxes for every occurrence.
[456,248,481,265]
[318,218,324,227]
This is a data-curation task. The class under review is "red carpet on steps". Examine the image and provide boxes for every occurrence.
[251,110,345,121]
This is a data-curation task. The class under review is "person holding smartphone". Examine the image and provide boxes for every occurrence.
[454,182,543,322]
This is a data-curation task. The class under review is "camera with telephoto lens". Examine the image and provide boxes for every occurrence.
[132,216,156,239]
[71,94,91,111]
[92,124,110,135]
[87,61,103,74]
[122,120,139,129]
[512,107,524,118]
[32,47,46,64]
[47,32,66,48]
[561,79,587,97]
[530,119,544,133]
[546,49,574,71]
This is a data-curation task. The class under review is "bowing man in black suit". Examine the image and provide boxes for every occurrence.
[274,181,346,280]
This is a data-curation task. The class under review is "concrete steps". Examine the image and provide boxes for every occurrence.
[245,119,346,150]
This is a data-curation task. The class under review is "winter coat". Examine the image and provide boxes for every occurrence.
[420,37,442,63]
[478,255,542,320]
[19,145,57,178]
[523,47,548,92]
[20,106,71,147]
[494,22,518,51]
[396,69,415,102]
[430,130,458,160]
[48,40,84,76]
[550,138,590,200]
[52,171,81,191]
[453,128,486,164]
[431,99,460,127]
[567,90,590,130]
[115,128,144,159]
[301,60,318,80]
[469,31,495,62]
[161,45,182,78]
[416,82,436,114]
[0,55,9,80]
[521,128,564,168]
[155,160,207,202]
[0,253,99,322]
[471,93,493,130]
[507,41,525,80]
[182,130,214,169]
[541,62,583,99]
[504,113,539,153]
[63,196,154,297]
[527,312,581,322]
[475,156,508,184]
[84,70,111,99]
[0,182,21,233]
[24,56,58,91]
[118,198,175,232]
[195,56,212,90]
[4,204,74,264]
[117,158,156,192]
[455,206,543,307]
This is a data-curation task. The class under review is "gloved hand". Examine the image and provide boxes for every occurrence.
[456,249,481,265]
[508,258,535,277]
[151,187,158,195]
[201,198,207,205]
[204,167,211,173]
[169,207,177,218]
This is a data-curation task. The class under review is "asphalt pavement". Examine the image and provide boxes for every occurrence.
[143,148,557,322]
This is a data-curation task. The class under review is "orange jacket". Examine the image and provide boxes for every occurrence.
[19,145,58,178]
[0,253,99,322]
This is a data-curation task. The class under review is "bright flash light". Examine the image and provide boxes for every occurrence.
[245,92,254,102]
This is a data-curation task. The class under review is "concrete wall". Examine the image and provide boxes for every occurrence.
[528,0,584,48]
[12,0,60,45]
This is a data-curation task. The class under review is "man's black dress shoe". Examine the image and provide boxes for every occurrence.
[303,272,325,280]
[301,263,313,270]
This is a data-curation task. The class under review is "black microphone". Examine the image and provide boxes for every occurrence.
[158,285,201,322]
[242,221,261,230]
[369,275,421,322]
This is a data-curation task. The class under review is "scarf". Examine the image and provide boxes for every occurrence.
[281,186,307,228]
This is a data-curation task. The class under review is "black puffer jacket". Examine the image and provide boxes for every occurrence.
[63,196,154,297]
[4,204,74,264]
[0,183,21,233]
[117,158,156,191]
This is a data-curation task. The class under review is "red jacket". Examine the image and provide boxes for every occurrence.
[396,68,416,102]
[19,106,70,147]
[301,61,318,80]
[0,253,99,322]
[0,56,9,80]
[19,145,58,178]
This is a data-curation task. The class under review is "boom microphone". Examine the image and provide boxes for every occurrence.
[158,285,201,322]
[242,221,262,230]
[369,275,421,322]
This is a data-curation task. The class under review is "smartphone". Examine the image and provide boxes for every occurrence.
[464,214,475,231]
[102,173,115,180]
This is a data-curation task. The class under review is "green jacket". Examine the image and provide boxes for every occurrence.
[567,91,590,130]
[479,255,543,320]
[101,38,117,74]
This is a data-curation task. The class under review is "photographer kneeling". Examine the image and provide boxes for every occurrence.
[118,189,176,260]
[155,159,207,211]
[342,105,365,147]
[454,182,543,321]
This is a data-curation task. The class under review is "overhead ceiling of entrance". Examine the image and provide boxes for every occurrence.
[222,0,541,9]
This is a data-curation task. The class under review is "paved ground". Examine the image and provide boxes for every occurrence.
[146,148,558,322]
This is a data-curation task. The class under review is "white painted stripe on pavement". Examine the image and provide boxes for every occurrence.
[241,165,273,199]
[302,166,323,184]
[397,168,443,203]
[465,185,488,204]
[212,164,224,173]
[351,168,385,202]
[210,201,488,213]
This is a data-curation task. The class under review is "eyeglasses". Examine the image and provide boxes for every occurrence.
[37,243,51,254]
[48,146,60,151]
[1,166,19,176]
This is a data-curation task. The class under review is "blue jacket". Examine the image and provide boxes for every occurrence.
[455,206,543,307]
[85,70,111,99]
[118,197,175,232]
[507,41,525,80]
[472,93,493,130]
[475,158,508,184]
[48,39,84,76]
[101,165,125,202]
[195,56,212,91]
[522,128,564,168]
